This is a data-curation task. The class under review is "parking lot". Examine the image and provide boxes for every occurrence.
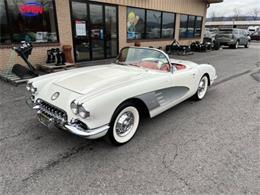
[0,42,259,194]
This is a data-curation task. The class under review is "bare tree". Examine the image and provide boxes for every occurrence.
[233,8,241,20]
[210,11,217,21]
[248,8,260,20]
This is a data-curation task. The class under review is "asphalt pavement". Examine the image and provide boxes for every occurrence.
[0,42,259,194]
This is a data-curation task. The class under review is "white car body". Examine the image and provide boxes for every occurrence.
[27,47,217,140]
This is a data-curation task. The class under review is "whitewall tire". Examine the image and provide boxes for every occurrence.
[108,104,140,145]
[193,75,209,101]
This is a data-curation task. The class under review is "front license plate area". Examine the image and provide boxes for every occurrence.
[37,113,54,129]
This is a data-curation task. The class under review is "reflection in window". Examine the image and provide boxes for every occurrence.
[180,14,188,38]
[5,0,58,43]
[187,16,195,38]
[146,10,161,39]
[0,0,10,43]
[180,14,203,38]
[72,1,87,20]
[71,1,90,61]
[127,7,145,40]
[195,17,202,37]
[162,12,175,39]
[105,6,118,57]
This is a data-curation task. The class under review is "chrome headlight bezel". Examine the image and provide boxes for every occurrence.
[26,82,37,93]
[78,105,90,119]
[70,101,79,115]
[71,101,90,119]
[26,82,32,91]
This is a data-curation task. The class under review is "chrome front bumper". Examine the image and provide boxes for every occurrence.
[65,123,109,139]
[27,98,109,139]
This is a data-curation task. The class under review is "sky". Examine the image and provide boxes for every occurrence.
[207,0,260,17]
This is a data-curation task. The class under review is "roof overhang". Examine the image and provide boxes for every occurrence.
[203,0,223,4]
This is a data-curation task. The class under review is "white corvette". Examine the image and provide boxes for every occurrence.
[26,47,217,145]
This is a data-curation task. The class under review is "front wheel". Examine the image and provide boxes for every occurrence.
[233,41,239,49]
[192,75,209,101]
[108,104,140,145]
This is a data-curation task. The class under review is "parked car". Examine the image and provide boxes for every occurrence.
[203,29,221,50]
[215,28,249,49]
[26,47,217,145]
[251,31,260,41]
[247,26,260,35]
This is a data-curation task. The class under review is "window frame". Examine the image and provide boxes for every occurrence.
[127,7,146,40]
[179,14,203,39]
[145,9,162,39]
[0,0,60,45]
[194,16,203,38]
[127,6,176,41]
[161,11,176,39]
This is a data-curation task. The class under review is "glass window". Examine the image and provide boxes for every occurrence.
[105,6,118,57]
[162,12,175,39]
[127,7,145,40]
[71,1,87,20]
[0,0,11,44]
[146,10,161,39]
[195,16,202,37]
[187,16,195,38]
[90,4,104,59]
[71,1,90,61]
[5,0,58,43]
[180,14,188,38]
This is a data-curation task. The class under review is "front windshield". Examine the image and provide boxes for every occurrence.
[116,47,171,72]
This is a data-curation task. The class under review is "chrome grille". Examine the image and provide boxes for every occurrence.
[36,99,67,124]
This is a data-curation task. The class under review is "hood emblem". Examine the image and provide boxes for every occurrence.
[51,92,60,100]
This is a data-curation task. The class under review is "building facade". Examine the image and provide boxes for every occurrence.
[206,20,260,29]
[0,0,222,70]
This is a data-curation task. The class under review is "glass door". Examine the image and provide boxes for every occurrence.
[71,1,90,61]
[89,4,104,60]
[71,1,118,61]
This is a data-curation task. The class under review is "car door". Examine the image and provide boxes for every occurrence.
[239,30,246,45]
[156,63,198,109]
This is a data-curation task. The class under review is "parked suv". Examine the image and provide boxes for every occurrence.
[215,28,249,49]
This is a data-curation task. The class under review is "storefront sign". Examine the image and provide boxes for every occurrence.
[76,20,87,36]
[19,2,44,17]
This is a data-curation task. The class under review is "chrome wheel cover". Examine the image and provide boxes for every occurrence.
[115,111,135,137]
[197,77,208,99]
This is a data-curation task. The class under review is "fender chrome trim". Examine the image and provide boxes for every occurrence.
[65,123,109,139]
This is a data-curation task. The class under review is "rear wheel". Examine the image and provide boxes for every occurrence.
[107,103,140,145]
[245,42,249,48]
[193,75,209,101]
[214,41,220,50]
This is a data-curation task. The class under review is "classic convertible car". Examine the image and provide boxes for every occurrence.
[26,47,217,145]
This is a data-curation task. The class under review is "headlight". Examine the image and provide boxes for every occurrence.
[26,82,32,91]
[78,105,90,119]
[31,86,37,93]
[26,82,37,93]
[70,101,78,114]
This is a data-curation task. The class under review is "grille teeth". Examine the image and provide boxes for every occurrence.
[37,99,67,123]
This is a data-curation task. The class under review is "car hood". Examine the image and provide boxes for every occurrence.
[53,64,147,95]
